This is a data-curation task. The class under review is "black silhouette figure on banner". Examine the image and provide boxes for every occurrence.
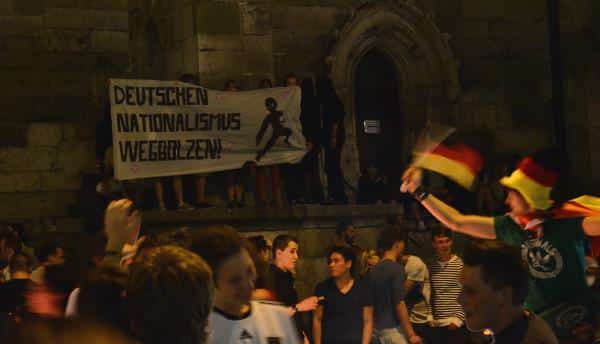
[255,97,292,161]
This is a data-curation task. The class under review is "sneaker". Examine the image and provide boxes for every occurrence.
[177,202,195,211]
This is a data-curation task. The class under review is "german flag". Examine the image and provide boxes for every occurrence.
[554,196,600,256]
[414,143,484,190]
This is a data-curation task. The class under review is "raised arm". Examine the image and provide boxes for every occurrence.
[402,168,496,240]
[420,195,496,239]
[362,306,373,344]
[396,301,421,344]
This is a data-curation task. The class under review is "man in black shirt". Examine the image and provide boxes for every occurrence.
[313,246,373,344]
[461,240,558,344]
[269,234,320,340]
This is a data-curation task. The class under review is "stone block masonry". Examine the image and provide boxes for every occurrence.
[0,1,129,228]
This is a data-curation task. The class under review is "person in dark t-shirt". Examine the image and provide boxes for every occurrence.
[370,226,422,344]
[313,246,373,344]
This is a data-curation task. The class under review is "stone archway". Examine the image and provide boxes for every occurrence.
[327,1,460,197]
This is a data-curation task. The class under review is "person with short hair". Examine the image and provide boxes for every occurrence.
[334,221,362,256]
[370,226,421,344]
[313,246,373,344]
[247,235,274,301]
[461,240,558,343]
[428,228,466,343]
[76,263,129,333]
[127,245,214,344]
[31,242,64,284]
[0,253,35,315]
[401,252,432,343]
[270,234,321,340]
[190,226,300,344]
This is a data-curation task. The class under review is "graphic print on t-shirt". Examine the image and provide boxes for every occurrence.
[239,329,253,341]
[521,238,564,279]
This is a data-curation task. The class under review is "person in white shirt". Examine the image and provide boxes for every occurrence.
[402,254,432,343]
[191,225,301,344]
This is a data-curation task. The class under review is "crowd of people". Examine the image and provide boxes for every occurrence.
[1,147,600,343]
[0,204,591,344]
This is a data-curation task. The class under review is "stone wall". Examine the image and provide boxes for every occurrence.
[0,0,130,227]
[434,0,600,190]
[1,0,600,226]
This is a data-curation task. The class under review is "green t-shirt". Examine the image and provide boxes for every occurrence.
[494,215,589,312]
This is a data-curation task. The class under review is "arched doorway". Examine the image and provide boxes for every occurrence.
[354,48,403,179]
[327,2,460,196]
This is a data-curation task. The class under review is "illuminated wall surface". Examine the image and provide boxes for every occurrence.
[0,0,599,227]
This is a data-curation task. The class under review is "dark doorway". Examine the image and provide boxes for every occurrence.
[354,49,403,189]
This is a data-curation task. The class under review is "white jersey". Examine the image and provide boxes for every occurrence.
[208,300,301,344]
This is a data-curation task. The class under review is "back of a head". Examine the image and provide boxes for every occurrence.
[189,225,247,281]
[0,225,20,251]
[127,245,214,344]
[9,252,30,274]
[377,225,406,252]
[248,235,268,255]
[272,234,297,258]
[78,263,128,332]
[463,240,528,305]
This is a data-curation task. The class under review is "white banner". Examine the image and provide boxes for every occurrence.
[109,79,307,180]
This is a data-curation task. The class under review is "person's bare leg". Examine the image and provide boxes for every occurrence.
[154,181,166,210]
[174,176,193,210]
[235,183,244,206]
[195,176,207,204]
[173,176,184,206]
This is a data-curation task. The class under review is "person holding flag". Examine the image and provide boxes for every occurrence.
[402,147,600,338]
